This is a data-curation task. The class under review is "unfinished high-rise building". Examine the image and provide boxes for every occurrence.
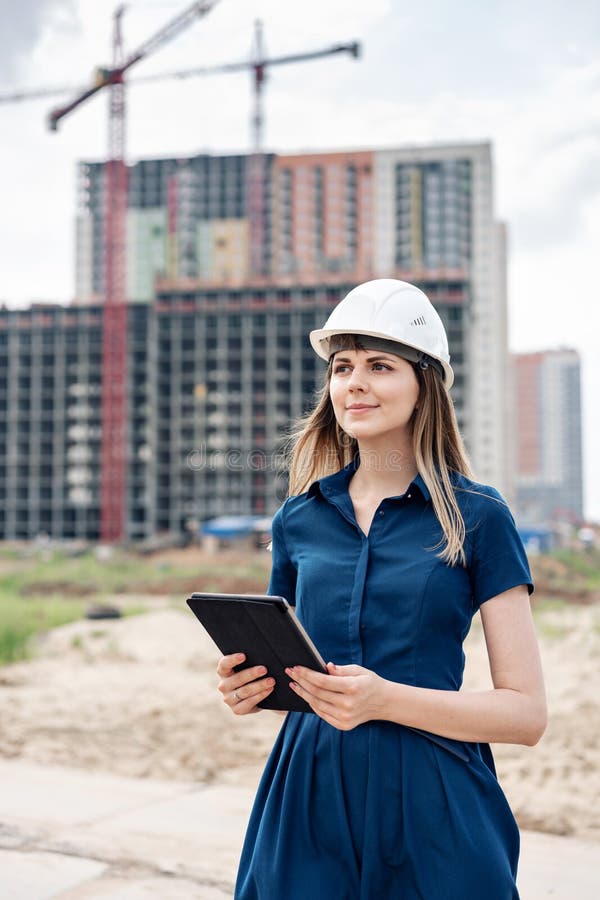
[0,141,508,541]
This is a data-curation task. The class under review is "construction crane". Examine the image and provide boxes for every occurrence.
[3,25,360,277]
[245,22,360,275]
[47,1,221,544]
[3,11,359,540]
[156,22,360,277]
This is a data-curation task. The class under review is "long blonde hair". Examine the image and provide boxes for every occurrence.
[286,346,473,566]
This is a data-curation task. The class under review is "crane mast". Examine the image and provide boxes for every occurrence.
[47,1,221,543]
[249,20,267,278]
[100,6,128,543]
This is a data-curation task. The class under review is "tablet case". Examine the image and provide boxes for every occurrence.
[186,592,327,713]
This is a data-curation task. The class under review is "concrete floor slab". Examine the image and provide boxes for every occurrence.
[0,760,190,828]
[93,783,250,840]
[54,875,231,900]
[1,848,107,900]
[1,761,598,899]
[81,783,251,881]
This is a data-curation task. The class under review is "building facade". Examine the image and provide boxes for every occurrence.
[75,141,508,496]
[0,277,468,542]
[513,349,584,525]
[0,304,153,541]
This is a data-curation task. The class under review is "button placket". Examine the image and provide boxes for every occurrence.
[324,492,369,664]
[348,537,369,664]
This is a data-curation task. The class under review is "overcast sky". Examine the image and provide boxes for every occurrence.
[1,0,599,519]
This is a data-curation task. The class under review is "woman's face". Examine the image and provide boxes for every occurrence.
[329,348,420,444]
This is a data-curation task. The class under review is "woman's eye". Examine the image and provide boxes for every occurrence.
[372,363,390,371]
[333,365,350,374]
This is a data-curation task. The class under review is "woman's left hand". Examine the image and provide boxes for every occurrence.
[285,662,386,730]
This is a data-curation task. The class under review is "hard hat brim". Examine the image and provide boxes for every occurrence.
[309,327,455,389]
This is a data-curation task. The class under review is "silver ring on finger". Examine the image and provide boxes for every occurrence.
[233,689,241,703]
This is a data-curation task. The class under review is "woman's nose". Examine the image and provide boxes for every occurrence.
[348,367,367,390]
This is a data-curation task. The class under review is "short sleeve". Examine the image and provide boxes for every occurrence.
[467,490,533,609]
[267,502,297,606]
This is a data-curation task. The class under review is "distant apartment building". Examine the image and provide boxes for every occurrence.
[75,141,509,496]
[513,349,584,525]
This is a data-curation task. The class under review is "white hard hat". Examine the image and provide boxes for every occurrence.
[309,278,454,388]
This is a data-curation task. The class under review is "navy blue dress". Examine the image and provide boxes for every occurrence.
[235,464,533,900]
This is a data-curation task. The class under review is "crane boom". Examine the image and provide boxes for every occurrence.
[48,0,220,130]
[0,85,78,103]
[2,40,361,105]
[120,0,220,68]
[127,39,361,81]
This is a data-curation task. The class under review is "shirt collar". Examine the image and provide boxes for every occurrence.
[412,473,431,501]
[306,460,357,498]
[306,461,431,502]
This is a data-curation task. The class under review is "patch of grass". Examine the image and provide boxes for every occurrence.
[535,618,570,640]
[531,596,574,641]
[532,597,568,615]
[0,548,270,599]
[0,597,85,665]
[121,604,149,618]
[547,549,600,587]
[0,546,24,561]
[0,544,270,665]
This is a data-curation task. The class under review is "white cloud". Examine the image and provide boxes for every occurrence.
[0,0,78,80]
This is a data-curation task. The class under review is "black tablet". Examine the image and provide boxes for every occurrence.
[186,592,327,713]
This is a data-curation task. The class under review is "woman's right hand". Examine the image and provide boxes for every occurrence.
[217,653,276,715]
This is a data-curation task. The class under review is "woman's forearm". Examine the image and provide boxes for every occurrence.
[378,679,547,746]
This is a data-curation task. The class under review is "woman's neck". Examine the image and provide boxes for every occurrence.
[352,440,418,497]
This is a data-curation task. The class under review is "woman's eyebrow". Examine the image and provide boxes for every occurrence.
[333,354,396,363]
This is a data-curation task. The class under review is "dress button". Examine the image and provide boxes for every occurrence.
[379,510,384,516]
[407,493,412,499]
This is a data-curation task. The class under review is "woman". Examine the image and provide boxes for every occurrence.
[217,279,547,899]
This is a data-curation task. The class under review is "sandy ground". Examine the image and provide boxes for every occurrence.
[0,598,599,844]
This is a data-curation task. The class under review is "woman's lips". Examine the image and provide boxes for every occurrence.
[346,404,378,412]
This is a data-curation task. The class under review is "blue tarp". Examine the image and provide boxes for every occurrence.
[518,526,554,554]
[201,515,272,539]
